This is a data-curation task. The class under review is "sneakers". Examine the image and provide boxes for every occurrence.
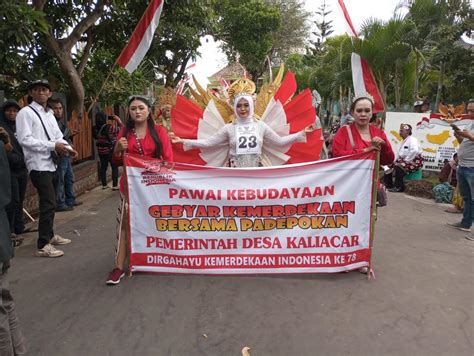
[447,222,471,232]
[35,243,64,258]
[112,186,119,191]
[56,205,73,212]
[358,267,369,274]
[106,268,125,285]
[102,185,109,190]
[72,201,83,206]
[50,234,72,245]
[465,233,474,241]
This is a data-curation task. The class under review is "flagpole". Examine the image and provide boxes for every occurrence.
[86,62,118,116]
[368,151,380,280]
[86,0,164,116]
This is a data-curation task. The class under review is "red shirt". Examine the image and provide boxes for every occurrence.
[332,124,395,165]
[113,124,174,192]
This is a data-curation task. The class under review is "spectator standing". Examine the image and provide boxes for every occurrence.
[48,98,82,211]
[421,99,431,113]
[93,112,123,190]
[447,99,474,238]
[414,100,423,113]
[0,101,28,240]
[0,137,27,355]
[16,79,75,257]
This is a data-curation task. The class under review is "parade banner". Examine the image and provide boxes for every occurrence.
[125,152,377,274]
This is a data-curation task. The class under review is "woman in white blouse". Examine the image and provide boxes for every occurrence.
[384,123,423,192]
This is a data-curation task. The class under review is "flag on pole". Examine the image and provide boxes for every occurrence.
[176,75,190,95]
[337,0,385,112]
[117,0,164,73]
[337,0,357,37]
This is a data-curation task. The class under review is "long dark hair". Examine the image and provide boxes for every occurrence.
[123,96,163,158]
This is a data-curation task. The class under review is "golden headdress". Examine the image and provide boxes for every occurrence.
[157,87,176,109]
[228,78,256,103]
[188,64,286,123]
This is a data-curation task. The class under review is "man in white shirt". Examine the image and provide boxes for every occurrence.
[16,79,77,257]
[384,123,423,192]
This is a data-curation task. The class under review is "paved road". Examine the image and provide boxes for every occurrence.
[9,188,473,355]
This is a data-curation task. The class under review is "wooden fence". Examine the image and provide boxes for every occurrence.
[68,110,93,161]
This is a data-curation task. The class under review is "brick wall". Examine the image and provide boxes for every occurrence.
[23,160,121,216]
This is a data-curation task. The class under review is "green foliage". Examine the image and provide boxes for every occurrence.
[215,0,281,79]
[0,1,49,95]
[266,0,310,63]
[307,0,334,57]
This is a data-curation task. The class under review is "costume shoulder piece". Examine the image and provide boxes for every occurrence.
[171,64,324,166]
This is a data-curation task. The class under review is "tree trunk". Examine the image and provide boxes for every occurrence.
[395,63,400,109]
[32,0,106,117]
[412,53,419,104]
[42,36,85,117]
[435,60,445,110]
[339,85,343,115]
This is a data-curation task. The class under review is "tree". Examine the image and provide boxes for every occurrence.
[265,0,311,64]
[0,1,48,93]
[32,0,107,115]
[352,17,412,108]
[215,0,281,79]
[307,0,334,58]
[400,0,472,107]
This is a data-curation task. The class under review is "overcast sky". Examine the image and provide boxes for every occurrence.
[190,0,405,85]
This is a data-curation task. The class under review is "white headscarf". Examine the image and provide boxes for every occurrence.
[233,95,254,120]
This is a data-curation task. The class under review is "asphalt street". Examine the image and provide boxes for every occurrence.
[8,187,473,356]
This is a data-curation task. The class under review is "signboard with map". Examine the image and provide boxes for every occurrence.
[384,112,470,171]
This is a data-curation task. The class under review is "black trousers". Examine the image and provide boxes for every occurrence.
[5,173,27,235]
[29,171,57,249]
[384,166,406,190]
[99,153,118,187]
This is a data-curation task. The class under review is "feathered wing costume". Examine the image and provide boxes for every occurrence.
[170,65,324,167]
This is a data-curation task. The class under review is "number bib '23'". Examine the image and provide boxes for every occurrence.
[235,123,261,155]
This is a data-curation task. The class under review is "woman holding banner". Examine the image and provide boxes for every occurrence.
[332,96,394,165]
[332,96,394,274]
[106,95,173,285]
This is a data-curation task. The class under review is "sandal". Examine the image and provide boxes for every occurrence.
[11,234,24,248]
[444,207,462,214]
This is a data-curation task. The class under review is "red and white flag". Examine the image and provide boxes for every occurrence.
[219,76,230,90]
[117,0,164,73]
[176,75,190,95]
[337,0,385,112]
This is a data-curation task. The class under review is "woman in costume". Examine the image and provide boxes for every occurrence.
[169,78,317,168]
[155,87,175,132]
[106,95,173,285]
